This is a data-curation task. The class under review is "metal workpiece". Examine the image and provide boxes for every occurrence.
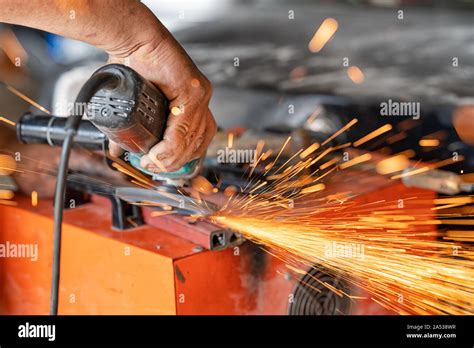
[115,186,218,216]
[145,212,243,251]
[402,168,473,195]
[209,228,244,251]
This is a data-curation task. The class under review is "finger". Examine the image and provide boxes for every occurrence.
[191,110,217,159]
[140,154,168,173]
[181,109,210,161]
[143,109,194,171]
[141,108,212,172]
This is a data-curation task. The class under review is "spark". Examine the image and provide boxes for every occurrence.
[354,124,392,147]
[171,106,182,116]
[261,150,273,161]
[265,136,291,172]
[0,190,14,200]
[434,197,474,205]
[130,179,154,190]
[321,118,358,146]
[308,18,338,53]
[208,122,474,315]
[0,154,17,175]
[319,157,339,171]
[391,156,464,180]
[2,83,51,114]
[213,200,474,314]
[347,66,365,84]
[339,153,372,169]
[375,154,410,175]
[305,106,323,127]
[300,183,325,194]
[0,116,16,126]
[445,230,474,242]
[31,191,38,207]
[300,142,320,159]
[126,217,138,228]
[111,162,153,187]
[419,139,440,147]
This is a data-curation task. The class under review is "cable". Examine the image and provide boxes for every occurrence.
[50,130,74,314]
[50,71,118,315]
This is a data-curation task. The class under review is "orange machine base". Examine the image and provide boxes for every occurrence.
[0,181,435,315]
[0,196,296,314]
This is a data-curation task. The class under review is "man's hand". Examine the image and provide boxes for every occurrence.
[107,37,216,172]
[0,0,217,173]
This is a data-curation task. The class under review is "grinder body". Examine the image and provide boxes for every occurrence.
[86,64,168,155]
[17,64,200,184]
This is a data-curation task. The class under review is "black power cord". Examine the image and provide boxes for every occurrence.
[50,72,118,315]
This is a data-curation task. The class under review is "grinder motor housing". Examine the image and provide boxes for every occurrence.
[86,64,168,155]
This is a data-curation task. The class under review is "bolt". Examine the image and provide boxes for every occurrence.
[193,246,204,252]
[101,107,111,117]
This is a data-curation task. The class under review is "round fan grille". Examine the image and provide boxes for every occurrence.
[288,268,351,315]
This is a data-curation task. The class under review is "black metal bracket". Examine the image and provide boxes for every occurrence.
[64,173,144,231]
[109,195,144,230]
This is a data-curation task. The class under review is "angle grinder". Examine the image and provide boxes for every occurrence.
[17,63,201,185]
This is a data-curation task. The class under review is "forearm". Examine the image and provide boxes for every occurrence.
[0,0,216,172]
[0,0,166,56]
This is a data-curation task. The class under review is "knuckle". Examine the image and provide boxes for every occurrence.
[150,149,170,163]
[175,120,191,137]
[193,135,205,153]
[186,130,198,147]
[195,77,212,100]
